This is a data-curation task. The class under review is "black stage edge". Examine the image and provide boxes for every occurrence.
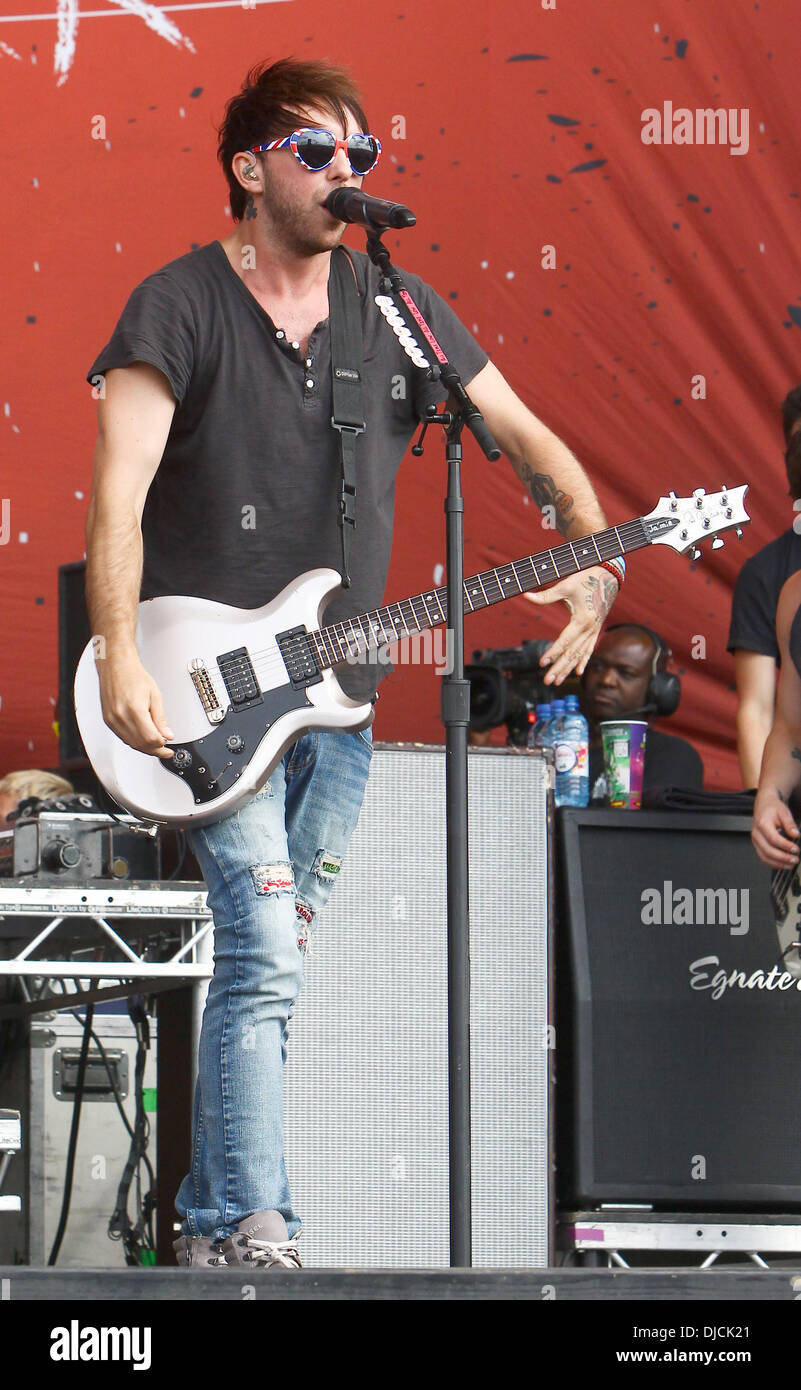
[2,1267,801,1300]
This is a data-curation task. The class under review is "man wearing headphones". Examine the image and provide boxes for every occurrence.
[580,623,704,803]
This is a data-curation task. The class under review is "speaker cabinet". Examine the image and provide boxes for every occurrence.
[58,560,91,766]
[283,743,554,1266]
[557,809,801,1209]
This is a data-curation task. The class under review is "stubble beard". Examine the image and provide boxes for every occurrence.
[261,167,346,258]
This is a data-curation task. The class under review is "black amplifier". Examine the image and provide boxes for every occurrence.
[0,804,161,882]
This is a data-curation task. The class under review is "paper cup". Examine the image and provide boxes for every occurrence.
[600,720,648,809]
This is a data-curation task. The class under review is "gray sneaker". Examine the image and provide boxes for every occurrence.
[219,1210,302,1269]
[173,1233,227,1267]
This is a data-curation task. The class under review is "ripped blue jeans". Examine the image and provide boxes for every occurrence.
[176,727,373,1241]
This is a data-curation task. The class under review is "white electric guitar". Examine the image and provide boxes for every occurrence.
[74,485,750,827]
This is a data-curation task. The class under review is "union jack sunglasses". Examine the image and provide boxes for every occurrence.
[250,127,382,177]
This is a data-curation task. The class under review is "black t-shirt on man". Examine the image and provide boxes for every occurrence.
[86,241,488,702]
[727,526,801,664]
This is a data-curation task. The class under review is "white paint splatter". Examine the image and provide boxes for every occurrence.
[115,242,122,252]
[433,563,444,585]
[39,0,196,84]
[0,40,22,59]
[33,261,40,271]
[75,490,84,499]
[19,532,28,543]
[54,0,79,85]
[480,260,488,269]
[759,242,765,253]
[505,270,515,279]
[3,404,10,417]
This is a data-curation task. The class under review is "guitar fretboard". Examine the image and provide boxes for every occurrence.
[307,517,650,671]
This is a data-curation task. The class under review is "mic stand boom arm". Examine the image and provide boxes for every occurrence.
[364,232,501,1269]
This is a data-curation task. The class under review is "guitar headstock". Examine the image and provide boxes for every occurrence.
[641,485,750,557]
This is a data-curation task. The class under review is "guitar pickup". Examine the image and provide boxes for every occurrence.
[217,647,263,709]
[276,627,323,689]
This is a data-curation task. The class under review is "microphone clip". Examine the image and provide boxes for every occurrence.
[411,405,452,457]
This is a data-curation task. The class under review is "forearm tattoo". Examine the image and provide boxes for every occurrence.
[519,465,575,534]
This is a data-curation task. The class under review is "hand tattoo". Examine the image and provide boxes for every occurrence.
[584,572,619,622]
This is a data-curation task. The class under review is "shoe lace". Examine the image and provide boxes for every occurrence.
[242,1235,302,1268]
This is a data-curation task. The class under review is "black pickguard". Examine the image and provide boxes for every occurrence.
[163,684,312,806]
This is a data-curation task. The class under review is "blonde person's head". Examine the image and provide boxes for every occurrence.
[0,770,74,828]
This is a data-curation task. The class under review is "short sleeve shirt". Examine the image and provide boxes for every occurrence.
[86,242,488,702]
[727,527,801,665]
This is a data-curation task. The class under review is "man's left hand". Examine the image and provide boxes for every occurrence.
[523,565,619,686]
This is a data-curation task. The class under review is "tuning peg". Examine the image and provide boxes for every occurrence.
[690,547,702,560]
[711,537,725,549]
[693,487,706,495]
[735,528,743,538]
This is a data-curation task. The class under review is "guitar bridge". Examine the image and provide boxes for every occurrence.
[189,658,226,725]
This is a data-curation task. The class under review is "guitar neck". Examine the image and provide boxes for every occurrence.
[308,516,651,672]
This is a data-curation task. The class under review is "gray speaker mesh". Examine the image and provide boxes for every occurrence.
[283,744,550,1266]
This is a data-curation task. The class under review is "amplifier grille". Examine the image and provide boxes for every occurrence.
[284,744,551,1266]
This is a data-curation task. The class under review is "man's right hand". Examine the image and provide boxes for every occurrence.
[752,789,801,868]
[97,647,175,758]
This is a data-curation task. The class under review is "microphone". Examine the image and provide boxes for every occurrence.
[324,188,416,231]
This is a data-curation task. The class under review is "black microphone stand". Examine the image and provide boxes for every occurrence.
[364,229,501,1267]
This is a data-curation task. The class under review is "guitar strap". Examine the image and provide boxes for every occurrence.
[328,245,365,590]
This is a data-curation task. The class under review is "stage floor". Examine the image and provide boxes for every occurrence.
[2,1266,801,1300]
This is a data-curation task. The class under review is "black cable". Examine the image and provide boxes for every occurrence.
[108,996,157,1263]
[167,828,187,881]
[56,988,156,1259]
[47,1002,95,1266]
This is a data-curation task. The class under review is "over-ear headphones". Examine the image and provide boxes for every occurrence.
[599,622,682,717]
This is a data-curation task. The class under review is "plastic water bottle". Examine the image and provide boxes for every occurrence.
[526,710,538,748]
[548,698,566,754]
[533,702,553,750]
[554,693,589,807]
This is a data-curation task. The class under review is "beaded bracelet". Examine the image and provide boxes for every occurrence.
[600,559,626,586]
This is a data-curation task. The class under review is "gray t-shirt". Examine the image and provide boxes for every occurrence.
[86,241,488,701]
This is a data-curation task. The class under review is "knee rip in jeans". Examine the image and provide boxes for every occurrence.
[295,900,314,958]
[312,849,343,883]
[249,861,294,897]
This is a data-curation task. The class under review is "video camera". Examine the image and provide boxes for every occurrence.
[466,640,553,745]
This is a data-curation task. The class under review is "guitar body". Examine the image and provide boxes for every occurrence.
[74,569,373,828]
[771,864,801,978]
[73,486,750,829]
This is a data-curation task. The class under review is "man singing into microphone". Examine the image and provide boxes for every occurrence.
[84,57,620,1269]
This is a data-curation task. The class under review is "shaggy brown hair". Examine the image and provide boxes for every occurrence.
[217,57,370,221]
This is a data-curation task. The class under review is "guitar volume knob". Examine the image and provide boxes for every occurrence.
[172,748,193,770]
[226,735,245,754]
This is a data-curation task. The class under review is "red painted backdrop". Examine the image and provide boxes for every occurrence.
[1,0,799,787]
